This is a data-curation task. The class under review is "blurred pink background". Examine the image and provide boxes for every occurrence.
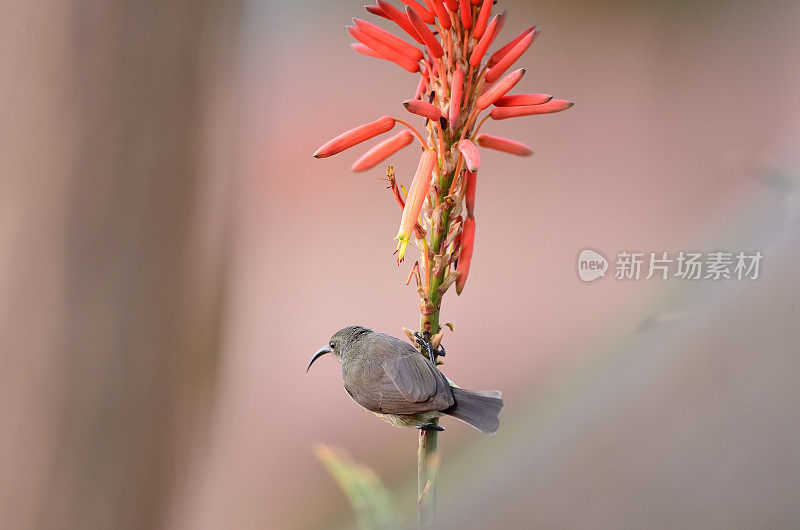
[2,0,800,528]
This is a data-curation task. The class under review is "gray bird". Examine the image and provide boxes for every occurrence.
[307,326,503,434]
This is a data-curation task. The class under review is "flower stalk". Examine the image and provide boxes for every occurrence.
[312,1,572,526]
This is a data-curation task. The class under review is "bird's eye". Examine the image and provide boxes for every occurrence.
[329,341,335,349]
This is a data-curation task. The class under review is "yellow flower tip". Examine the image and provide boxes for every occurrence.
[395,238,409,264]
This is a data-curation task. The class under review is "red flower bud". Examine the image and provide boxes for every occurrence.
[469,12,503,67]
[474,133,533,156]
[396,149,437,262]
[457,139,480,172]
[443,0,458,11]
[476,68,524,109]
[459,0,472,28]
[426,0,451,29]
[377,0,425,45]
[493,93,553,106]
[347,26,421,73]
[484,30,534,83]
[473,0,493,39]
[456,216,475,294]
[353,18,424,61]
[351,129,414,172]
[403,99,442,121]
[488,25,535,68]
[399,0,435,24]
[465,170,477,217]
[351,42,383,60]
[314,116,396,158]
[449,67,464,128]
[489,99,574,120]
[365,4,389,19]
[406,6,444,58]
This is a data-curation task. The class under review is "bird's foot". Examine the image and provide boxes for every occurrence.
[419,423,445,432]
[414,331,445,364]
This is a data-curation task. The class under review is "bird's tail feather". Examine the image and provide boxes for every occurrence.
[444,387,503,434]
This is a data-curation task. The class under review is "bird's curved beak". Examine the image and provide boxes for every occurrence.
[306,345,332,372]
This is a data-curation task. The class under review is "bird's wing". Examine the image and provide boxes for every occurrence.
[377,353,454,414]
[382,353,438,402]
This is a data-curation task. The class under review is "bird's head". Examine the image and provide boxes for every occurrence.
[306,325,372,371]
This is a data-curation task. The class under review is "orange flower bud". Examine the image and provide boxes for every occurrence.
[427,0,451,29]
[476,68,525,109]
[353,18,423,61]
[377,0,425,45]
[351,130,414,172]
[469,12,503,67]
[473,0,493,39]
[399,0,435,24]
[406,6,444,58]
[488,25,535,68]
[459,0,472,28]
[456,216,475,295]
[365,4,389,19]
[457,139,480,172]
[484,30,534,83]
[465,170,477,217]
[474,133,533,156]
[489,99,574,120]
[314,116,396,158]
[395,149,437,262]
[449,67,464,128]
[403,99,442,121]
[347,26,421,73]
[493,93,553,106]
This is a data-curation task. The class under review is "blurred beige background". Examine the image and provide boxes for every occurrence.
[2,0,799,528]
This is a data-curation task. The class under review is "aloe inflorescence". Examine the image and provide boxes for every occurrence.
[314,0,571,305]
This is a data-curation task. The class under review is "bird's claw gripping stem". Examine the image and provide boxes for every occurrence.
[419,423,445,431]
[414,331,445,364]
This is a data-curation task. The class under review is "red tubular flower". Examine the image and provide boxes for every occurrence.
[457,139,480,172]
[469,12,502,67]
[426,0,451,29]
[377,0,425,45]
[353,18,424,61]
[456,216,475,294]
[443,0,458,11]
[458,0,472,28]
[351,42,384,59]
[365,4,389,19]
[488,25,535,68]
[490,99,574,120]
[403,99,442,121]
[399,0,435,24]
[396,149,437,262]
[414,74,428,99]
[474,133,533,156]
[473,0,493,39]
[485,31,534,83]
[347,26,421,73]
[465,170,477,217]
[475,68,525,109]
[351,130,415,172]
[493,93,553,106]
[405,7,444,58]
[314,116,396,158]
[449,67,464,128]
